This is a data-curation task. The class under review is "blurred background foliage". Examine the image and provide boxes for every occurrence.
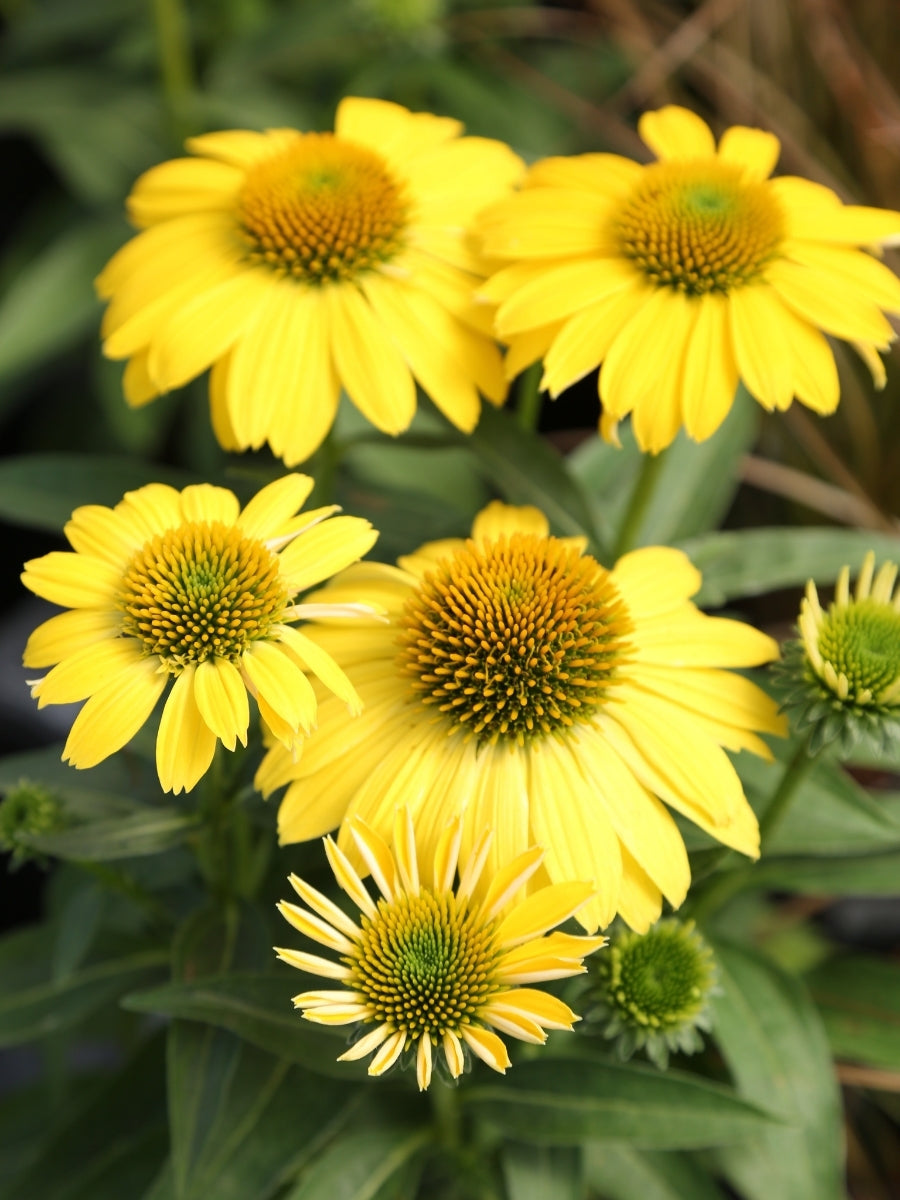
[1,2,900,1198]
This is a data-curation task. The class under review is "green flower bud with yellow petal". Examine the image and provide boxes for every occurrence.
[778,552,900,755]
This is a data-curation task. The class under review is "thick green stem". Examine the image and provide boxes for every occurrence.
[613,447,668,558]
[152,0,195,144]
[430,1078,461,1151]
[516,363,544,433]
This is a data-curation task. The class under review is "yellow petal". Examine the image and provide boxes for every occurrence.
[727,286,794,412]
[717,126,780,182]
[274,625,361,714]
[616,848,664,933]
[241,641,317,735]
[496,878,597,948]
[64,505,143,568]
[325,283,416,434]
[237,474,314,541]
[527,737,622,931]
[767,260,895,347]
[639,106,716,161]
[632,608,779,666]
[186,127,298,165]
[127,155,242,226]
[278,515,378,594]
[23,609,122,669]
[525,153,642,196]
[147,270,271,391]
[575,728,690,909]
[541,280,646,398]
[496,258,637,338]
[680,292,740,441]
[178,483,240,525]
[610,547,701,616]
[156,666,218,793]
[459,1025,510,1072]
[22,552,121,609]
[32,638,145,706]
[335,96,461,160]
[192,657,249,750]
[471,501,549,541]
[63,659,166,769]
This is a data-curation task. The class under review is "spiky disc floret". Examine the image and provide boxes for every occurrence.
[775,552,900,755]
[275,808,606,1090]
[582,918,716,1069]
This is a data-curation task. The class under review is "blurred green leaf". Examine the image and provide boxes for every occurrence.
[52,880,105,979]
[502,1143,581,1200]
[124,973,360,1080]
[462,1055,777,1148]
[583,1145,726,1200]
[338,474,471,566]
[0,72,163,201]
[0,222,119,404]
[466,404,603,549]
[709,942,843,1200]
[738,745,900,857]
[3,1035,168,1200]
[748,849,900,894]
[807,955,900,1071]
[285,1112,430,1200]
[570,388,759,553]
[26,809,198,862]
[679,527,900,608]
[0,943,167,1047]
[342,441,489,526]
[167,904,272,1199]
[0,453,199,532]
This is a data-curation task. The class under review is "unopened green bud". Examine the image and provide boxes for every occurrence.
[0,779,65,867]
[583,918,716,1069]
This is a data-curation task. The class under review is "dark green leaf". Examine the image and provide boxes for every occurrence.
[709,942,843,1200]
[3,1034,168,1200]
[678,528,900,608]
[0,454,199,532]
[583,1145,726,1200]
[807,955,900,1071]
[52,879,105,978]
[466,405,603,549]
[502,1143,581,1200]
[285,1113,430,1200]
[124,973,360,1079]
[0,944,167,1047]
[168,904,273,1199]
[462,1055,777,1148]
[26,809,198,861]
[172,1045,355,1200]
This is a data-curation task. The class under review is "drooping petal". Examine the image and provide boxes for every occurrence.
[156,666,218,793]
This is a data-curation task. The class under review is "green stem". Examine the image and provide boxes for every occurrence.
[688,736,816,924]
[612,447,668,558]
[152,0,195,145]
[430,1079,461,1151]
[757,735,816,847]
[516,363,544,433]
